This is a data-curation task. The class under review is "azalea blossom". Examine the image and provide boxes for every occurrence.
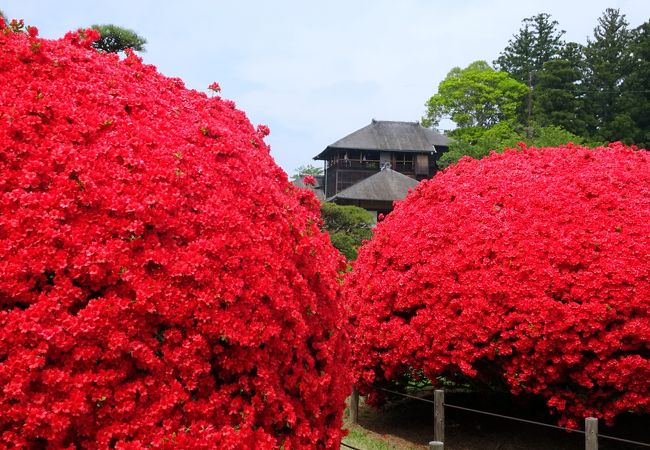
[303,175,316,186]
[346,143,650,427]
[0,22,349,448]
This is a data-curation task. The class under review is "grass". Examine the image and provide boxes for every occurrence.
[341,424,423,450]
[340,397,427,450]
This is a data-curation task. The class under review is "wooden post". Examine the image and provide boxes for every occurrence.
[585,417,598,450]
[350,386,359,424]
[434,389,445,443]
[428,441,444,450]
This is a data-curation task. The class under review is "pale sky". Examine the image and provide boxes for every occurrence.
[4,1,649,177]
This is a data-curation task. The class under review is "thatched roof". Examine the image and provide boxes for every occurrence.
[314,120,451,160]
[329,168,419,202]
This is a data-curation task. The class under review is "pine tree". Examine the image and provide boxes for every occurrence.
[533,42,588,136]
[621,20,650,147]
[495,13,566,129]
[583,8,634,142]
[91,24,147,53]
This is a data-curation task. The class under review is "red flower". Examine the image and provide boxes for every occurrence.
[303,175,316,186]
[346,144,650,427]
[0,23,350,448]
[208,81,221,93]
[256,124,270,138]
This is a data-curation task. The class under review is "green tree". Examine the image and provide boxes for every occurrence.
[291,164,323,181]
[621,20,650,148]
[437,124,587,170]
[423,61,528,129]
[495,13,566,83]
[438,122,523,169]
[91,24,147,53]
[320,202,373,260]
[583,8,633,142]
[533,43,588,136]
[530,125,585,147]
[495,13,566,128]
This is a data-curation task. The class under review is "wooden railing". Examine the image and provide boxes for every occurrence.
[328,159,381,170]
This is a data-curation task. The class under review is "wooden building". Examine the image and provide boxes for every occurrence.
[312,120,450,215]
[314,120,450,198]
[327,167,419,216]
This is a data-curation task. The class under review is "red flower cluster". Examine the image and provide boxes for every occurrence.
[0,24,350,448]
[302,175,316,186]
[256,124,270,138]
[346,144,650,428]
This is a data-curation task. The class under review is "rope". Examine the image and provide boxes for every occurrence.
[340,442,364,450]
[443,403,582,433]
[371,386,650,448]
[377,387,436,404]
[598,433,650,448]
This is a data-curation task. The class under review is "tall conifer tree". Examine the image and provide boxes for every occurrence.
[583,8,634,142]
[495,13,566,128]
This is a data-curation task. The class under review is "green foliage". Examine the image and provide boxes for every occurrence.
[291,164,323,181]
[438,124,586,169]
[583,9,633,143]
[320,202,373,260]
[426,8,649,163]
[423,61,528,129]
[529,125,585,147]
[495,13,566,128]
[533,44,588,136]
[437,140,483,170]
[433,9,650,155]
[91,24,147,53]
[623,20,650,148]
[328,234,358,261]
[495,13,566,84]
[477,122,522,149]
[438,122,522,169]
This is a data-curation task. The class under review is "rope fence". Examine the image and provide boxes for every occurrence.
[344,386,650,450]
[378,387,435,404]
[598,433,650,448]
[441,402,581,434]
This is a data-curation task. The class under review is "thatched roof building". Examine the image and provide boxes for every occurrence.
[328,168,418,206]
[314,120,451,160]
[311,120,450,215]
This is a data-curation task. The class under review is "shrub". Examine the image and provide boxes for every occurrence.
[346,143,650,428]
[320,203,374,261]
[0,22,349,448]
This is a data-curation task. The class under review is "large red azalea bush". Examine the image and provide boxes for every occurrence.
[0,21,349,448]
[347,143,650,427]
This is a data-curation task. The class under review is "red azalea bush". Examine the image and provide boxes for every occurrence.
[0,21,350,449]
[346,143,650,427]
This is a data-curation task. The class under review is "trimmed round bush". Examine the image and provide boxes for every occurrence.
[346,144,650,427]
[0,22,349,448]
